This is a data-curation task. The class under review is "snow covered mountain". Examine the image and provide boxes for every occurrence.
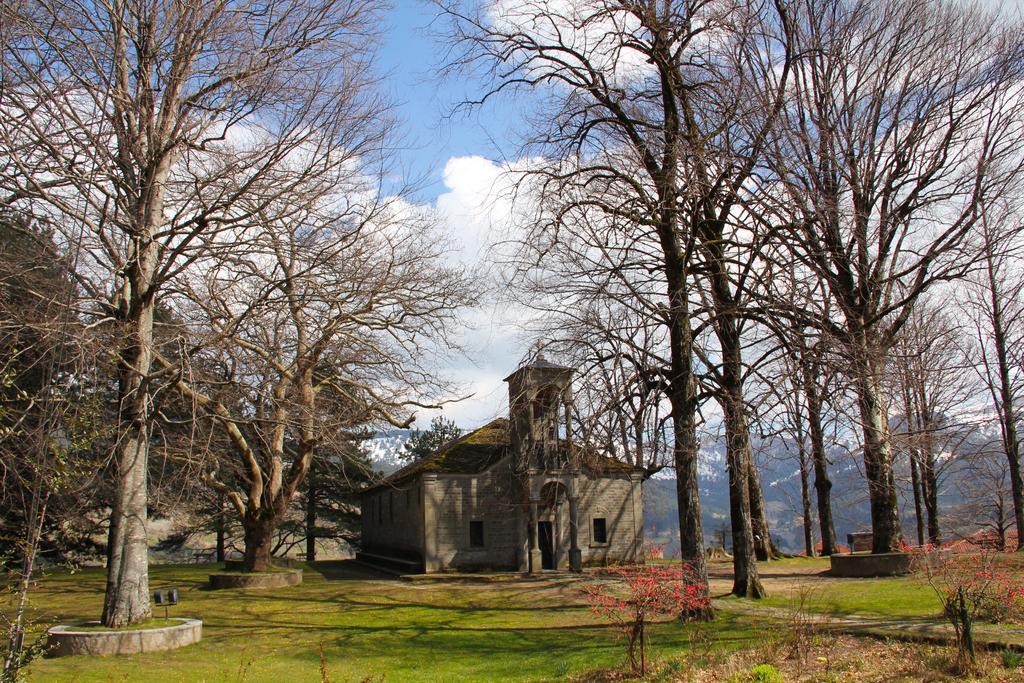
[360,429,413,474]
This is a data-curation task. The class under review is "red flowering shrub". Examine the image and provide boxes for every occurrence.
[583,557,709,675]
[911,546,1024,671]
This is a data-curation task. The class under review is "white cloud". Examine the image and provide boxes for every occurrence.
[435,155,511,265]
[419,155,541,429]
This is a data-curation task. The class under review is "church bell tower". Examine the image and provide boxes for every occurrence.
[504,353,574,471]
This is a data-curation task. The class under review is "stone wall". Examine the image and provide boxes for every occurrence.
[577,472,643,567]
[360,480,423,559]
[424,458,523,571]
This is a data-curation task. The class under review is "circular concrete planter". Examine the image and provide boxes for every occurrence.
[208,568,303,590]
[46,618,202,657]
[830,551,913,577]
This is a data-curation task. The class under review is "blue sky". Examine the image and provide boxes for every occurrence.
[377,3,519,202]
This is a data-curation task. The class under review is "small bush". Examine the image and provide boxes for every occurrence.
[749,663,784,683]
[730,663,784,683]
[583,554,709,676]
[1001,649,1024,669]
[911,547,1024,672]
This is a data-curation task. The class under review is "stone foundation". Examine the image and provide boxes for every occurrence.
[47,618,202,657]
[208,568,303,590]
[829,551,914,577]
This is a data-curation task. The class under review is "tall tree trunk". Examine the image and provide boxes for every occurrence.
[985,253,1024,550]
[909,450,926,547]
[723,392,765,598]
[660,228,711,617]
[102,292,156,627]
[853,337,902,554]
[922,448,940,546]
[797,433,815,557]
[242,514,277,572]
[748,459,777,561]
[804,367,836,555]
[216,492,226,563]
[306,461,317,562]
[706,233,764,594]
[719,320,764,597]
[902,380,926,546]
[915,384,941,546]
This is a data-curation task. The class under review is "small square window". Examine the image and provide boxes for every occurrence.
[469,520,485,548]
[592,518,608,544]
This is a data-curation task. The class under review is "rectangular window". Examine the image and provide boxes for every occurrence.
[592,518,608,544]
[469,520,485,548]
[389,492,394,522]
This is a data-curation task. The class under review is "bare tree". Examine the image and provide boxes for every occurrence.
[954,449,1016,551]
[158,187,473,571]
[0,0,390,625]
[890,302,977,547]
[769,0,1024,553]
[962,202,1024,550]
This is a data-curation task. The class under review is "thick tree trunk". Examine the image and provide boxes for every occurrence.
[853,340,902,554]
[704,233,764,595]
[669,334,712,616]
[723,395,765,598]
[748,460,777,561]
[242,514,276,572]
[719,322,764,596]
[659,225,711,618]
[102,301,155,627]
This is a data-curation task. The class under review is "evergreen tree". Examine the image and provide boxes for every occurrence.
[401,417,462,462]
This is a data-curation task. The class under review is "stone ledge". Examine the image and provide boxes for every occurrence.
[47,618,202,657]
[208,568,303,590]
[223,558,300,571]
[829,551,914,577]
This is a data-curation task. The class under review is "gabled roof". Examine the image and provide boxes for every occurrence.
[363,418,513,491]
[362,418,639,493]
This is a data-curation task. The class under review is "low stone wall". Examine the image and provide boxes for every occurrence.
[829,551,913,577]
[47,618,202,657]
[208,568,303,590]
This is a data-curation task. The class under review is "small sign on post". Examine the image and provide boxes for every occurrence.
[152,588,179,620]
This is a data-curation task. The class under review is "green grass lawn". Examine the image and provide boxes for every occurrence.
[742,555,1023,626]
[13,562,770,682]
[755,577,943,619]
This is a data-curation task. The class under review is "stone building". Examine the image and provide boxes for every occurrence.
[358,358,644,574]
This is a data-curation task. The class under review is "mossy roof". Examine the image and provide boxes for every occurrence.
[363,418,638,492]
